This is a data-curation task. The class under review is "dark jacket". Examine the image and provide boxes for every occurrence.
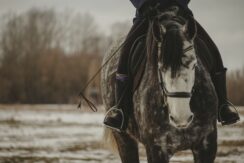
[131,0,192,22]
[130,0,190,10]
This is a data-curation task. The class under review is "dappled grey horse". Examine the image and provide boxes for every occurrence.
[101,6,218,163]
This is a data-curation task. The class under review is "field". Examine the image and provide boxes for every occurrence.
[0,105,243,163]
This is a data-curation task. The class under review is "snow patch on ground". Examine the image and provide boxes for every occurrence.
[0,105,243,163]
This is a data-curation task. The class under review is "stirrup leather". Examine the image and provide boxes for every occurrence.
[104,106,125,132]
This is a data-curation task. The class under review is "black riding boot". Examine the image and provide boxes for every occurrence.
[212,68,240,125]
[103,74,130,132]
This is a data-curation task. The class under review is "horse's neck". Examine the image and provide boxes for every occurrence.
[138,59,162,100]
[145,60,158,85]
[133,60,165,130]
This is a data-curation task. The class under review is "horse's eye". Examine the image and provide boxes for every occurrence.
[192,64,197,70]
[158,63,163,70]
[160,67,167,72]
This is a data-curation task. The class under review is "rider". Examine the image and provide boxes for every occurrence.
[103,0,240,131]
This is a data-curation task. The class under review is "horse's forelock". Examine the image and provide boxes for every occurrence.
[146,11,186,77]
[161,26,184,78]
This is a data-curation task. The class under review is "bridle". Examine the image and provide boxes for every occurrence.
[157,44,195,102]
[149,10,196,106]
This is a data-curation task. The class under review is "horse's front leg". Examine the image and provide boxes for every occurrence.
[191,124,217,163]
[113,131,140,163]
[145,144,169,163]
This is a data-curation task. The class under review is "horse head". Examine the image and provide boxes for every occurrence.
[155,8,197,128]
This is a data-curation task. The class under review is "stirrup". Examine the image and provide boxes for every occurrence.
[218,100,240,125]
[103,106,125,132]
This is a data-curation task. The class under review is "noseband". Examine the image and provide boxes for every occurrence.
[157,45,195,99]
[158,71,194,98]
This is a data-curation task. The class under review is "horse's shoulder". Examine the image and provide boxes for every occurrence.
[102,36,125,78]
[103,36,125,64]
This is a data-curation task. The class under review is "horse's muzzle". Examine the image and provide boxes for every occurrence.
[169,114,194,128]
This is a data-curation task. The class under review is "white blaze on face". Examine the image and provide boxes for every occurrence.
[161,41,197,128]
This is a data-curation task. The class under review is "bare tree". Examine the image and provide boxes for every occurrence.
[60,12,102,54]
[227,66,244,106]
[108,21,131,43]
[0,8,60,103]
[0,9,107,104]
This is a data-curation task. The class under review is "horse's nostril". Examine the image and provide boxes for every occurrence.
[177,124,187,128]
[187,115,194,123]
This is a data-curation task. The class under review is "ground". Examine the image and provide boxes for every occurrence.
[0,105,243,163]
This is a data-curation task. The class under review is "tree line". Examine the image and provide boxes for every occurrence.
[0,8,243,106]
[227,67,244,106]
[0,8,129,104]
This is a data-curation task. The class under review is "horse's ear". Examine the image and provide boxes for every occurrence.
[185,16,197,40]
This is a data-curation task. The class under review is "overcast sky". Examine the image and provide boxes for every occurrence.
[0,0,243,70]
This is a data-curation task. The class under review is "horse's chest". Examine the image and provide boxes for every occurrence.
[150,124,214,152]
[132,100,214,150]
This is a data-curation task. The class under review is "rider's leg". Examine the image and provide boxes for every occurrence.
[195,21,240,125]
[103,19,148,131]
